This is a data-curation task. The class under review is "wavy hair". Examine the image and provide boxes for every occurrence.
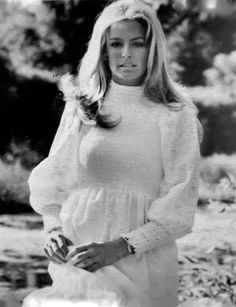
[60,0,195,128]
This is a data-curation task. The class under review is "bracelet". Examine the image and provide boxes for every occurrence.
[121,236,135,255]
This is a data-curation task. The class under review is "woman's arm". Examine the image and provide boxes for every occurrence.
[28,79,80,233]
[120,102,203,258]
[28,80,80,261]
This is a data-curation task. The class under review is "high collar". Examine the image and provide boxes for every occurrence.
[108,80,145,97]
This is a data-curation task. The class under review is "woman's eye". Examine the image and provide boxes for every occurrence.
[110,42,122,48]
[133,41,145,47]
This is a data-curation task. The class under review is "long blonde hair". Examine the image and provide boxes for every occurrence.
[60,0,194,126]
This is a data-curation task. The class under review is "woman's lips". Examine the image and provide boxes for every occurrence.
[119,63,136,67]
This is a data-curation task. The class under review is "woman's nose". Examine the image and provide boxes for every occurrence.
[122,45,131,58]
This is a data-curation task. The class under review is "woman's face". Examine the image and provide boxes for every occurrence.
[106,19,149,86]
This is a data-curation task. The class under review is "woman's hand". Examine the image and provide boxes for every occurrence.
[44,227,73,264]
[67,238,129,272]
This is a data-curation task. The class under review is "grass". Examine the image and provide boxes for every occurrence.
[1,202,236,307]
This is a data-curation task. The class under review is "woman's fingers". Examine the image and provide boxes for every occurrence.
[68,247,97,269]
[43,231,74,264]
[58,234,70,256]
[73,255,93,267]
[74,257,99,272]
[87,263,100,272]
[50,242,67,263]
[44,247,63,264]
[44,248,54,262]
[69,250,89,264]
[64,236,74,247]
[43,241,67,264]
[67,243,104,271]
[68,242,98,258]
[68,246,89,258]
[51,238,66,259]
[83,262,100,273]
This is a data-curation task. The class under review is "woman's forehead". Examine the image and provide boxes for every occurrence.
[107,20,146,39]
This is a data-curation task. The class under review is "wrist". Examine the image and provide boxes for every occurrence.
[45,226,63,236]
[112,237,129,259]
[120,236,135,255]
[47,226,63,233]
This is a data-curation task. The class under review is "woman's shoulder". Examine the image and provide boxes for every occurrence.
[158,99,198,122]
[159,82,198,116]
[158,99,203,144]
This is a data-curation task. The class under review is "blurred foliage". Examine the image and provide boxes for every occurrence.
[198,103,236,155]
[0,72,60,159]
[192,51,236,155]
[0,158,30,205]
[169,15,236,85]
[191,51,236,106]
[0,0,63,159]
[199,154,236,203]
[0,0,64,74]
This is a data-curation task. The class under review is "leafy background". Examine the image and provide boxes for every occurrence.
[0,0,236,306]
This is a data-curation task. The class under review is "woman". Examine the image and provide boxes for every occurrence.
[23,0,202,306]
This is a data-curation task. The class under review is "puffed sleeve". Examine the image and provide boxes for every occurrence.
[28,90,81,233]
[121,102,203,258]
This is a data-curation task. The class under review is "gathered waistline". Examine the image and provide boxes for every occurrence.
[72,182,157,202]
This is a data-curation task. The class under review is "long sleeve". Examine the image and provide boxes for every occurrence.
[122,102,203,258]
[28,85,81,233]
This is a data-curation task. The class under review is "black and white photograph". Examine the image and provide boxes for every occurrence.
[0,0,236,306]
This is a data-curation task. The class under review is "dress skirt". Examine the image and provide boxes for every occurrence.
[22,186,179,307]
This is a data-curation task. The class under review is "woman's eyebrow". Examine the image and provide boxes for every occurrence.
[109,38,122,40]
[130,37,145,41]
[109,36,145,40]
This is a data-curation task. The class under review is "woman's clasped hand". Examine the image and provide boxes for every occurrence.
[43,229,73,264]
[44,232,129,272]
[67,238,129,272]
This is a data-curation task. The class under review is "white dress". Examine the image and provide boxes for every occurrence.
[22,81,202,307]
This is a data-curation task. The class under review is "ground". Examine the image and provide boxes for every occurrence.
[0,201,235,307]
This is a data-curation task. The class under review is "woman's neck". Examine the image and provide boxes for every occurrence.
[111,75,145,87]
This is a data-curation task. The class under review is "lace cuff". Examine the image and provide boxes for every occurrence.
[121,221,171,258]
[41,205,62,234]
